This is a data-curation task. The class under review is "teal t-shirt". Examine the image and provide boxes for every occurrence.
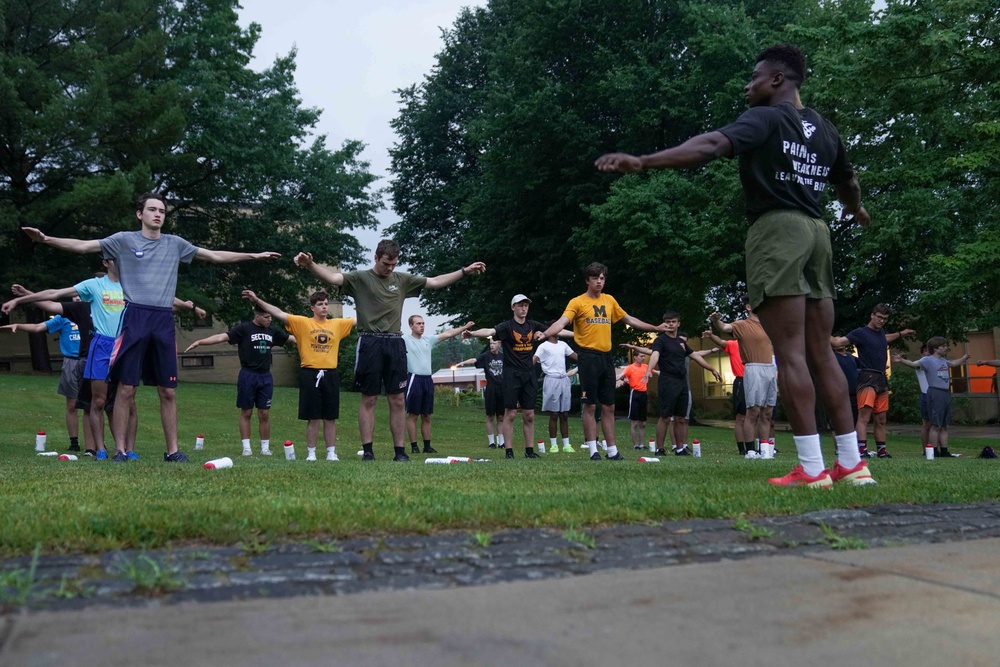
[403,334,439,376]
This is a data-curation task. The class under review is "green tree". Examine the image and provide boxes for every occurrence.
[1,0,381,366]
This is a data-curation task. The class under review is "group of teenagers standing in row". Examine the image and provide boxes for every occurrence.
[12,42,971,487]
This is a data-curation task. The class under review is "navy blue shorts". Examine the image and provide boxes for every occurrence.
[109,304,178,387]
[299,368,340,420]
[237,369,274,410]
[354,335,408,395]
[405,374,435,415]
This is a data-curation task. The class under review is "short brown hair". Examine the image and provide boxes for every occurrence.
[584,262,607,280]
[408,314,424,326]
[309,291,329,306]
[376,239,400,260]
[925,336,948,353]
[136,192,167,213]
[872,303,890,316]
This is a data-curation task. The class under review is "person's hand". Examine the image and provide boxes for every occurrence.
[712,370,723,382]
[654,322,668,332]
[594,153,643,174]
[977,360,989,366]
[293,252,314,268]
[709,311,722,322]
[252,251,281,260]
[1,324,19,332]
[462,321,475,330]
[842,205,871,228]
[891,354,905,363]
[702,329,713,338]
[194,306,207,320]
[184,341,201,353]
[533,330,547,341]
[463,262,486,275]
[461,330,474,340]
[1,299,17,315]
[21,227,46,243]
[241,289,259,304]
[11,284,30,297]
[900,329,916,338]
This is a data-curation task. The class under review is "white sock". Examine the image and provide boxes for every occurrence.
[308,447,316,454]
[498,434,505,446]
[562,437,570,447]
[550,437,557,448]
[261,439,270,450]
[835,432,861,468]
[601,439,607,450]
[488,434,495,445]
[607,445,618,457]
[793,434,825,477]
[241,439,251,448]
[587,440,598,456]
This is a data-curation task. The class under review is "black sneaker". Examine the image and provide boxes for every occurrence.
[606,452,625,460]
[164,451,189,462]
[525,451,540,459]
[674,447,691,456]
[84,449,96,458]
[67,443,81,452]
[633,444,646,450]
[590,452,602,461]
[877,449,892,459]
[655,448,666,456]
[362,451,375,461]
[393,452,411,462]
[111,451,128,462]
[410,444,420,454]
[423,446,438,454]
[505,448,514,459]
[488,443,498,448]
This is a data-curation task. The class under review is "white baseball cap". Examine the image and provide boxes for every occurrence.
[510,294,532,306]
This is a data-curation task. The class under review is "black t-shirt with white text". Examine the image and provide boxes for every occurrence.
[718,102,854,222]
[228,321,290,372]
[475,350,504,386]
[651,334,693,378]
[493,319,544,371]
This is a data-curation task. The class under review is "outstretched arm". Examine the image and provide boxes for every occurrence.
[595,131,733,174]
[541,316,571,341]
[830,335,850,348]
[621,314,667,333]
[2,285,79,314]
[1,322,49,334]
[241,290,289,325]
[890,354,920,369]
[21,227,101,254]
[885,329,915,343]
[977,360,1000,368]
[293,252,344,286]
[195,248,280,264]
[453,357,478,368]
[691,352,723,381]
[692,347,720,359]
[183,333,230,353]
[620,342,653,355]
[947,354,970,368]
[424,262,486,290]
[172,298,207,320]
[464,327,497,339]
[436,321,475,342]
[703,329,728,348]
[708,311,734,334]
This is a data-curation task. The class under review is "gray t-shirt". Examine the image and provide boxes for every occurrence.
[99,231,198,308]
[917,356,951,391]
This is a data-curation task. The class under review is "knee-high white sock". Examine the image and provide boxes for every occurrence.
[793,434,825,477]
[835,432,861,468]
[587,440,598,456]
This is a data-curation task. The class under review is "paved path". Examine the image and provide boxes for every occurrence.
[3,503,1000,665]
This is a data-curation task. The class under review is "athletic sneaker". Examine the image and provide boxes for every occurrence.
[605,452,625,460]
[938,448,962,458]
[126,451,140,461]
[393,452,412,462]
[525,451,541,459]
[488,443,498,448]
[411,444,420,454]
[505,449,514,459]
[242,447,253,457]
[67,443,81,452]
[634,444,646,450]
[111,451,128,463]
[326,450,339,462]
[423,446,438,454]
[767,465,832,488]
[830,459,877,486]
[877,449,892,459]
[84,449,96,458]
[655,448,666,456]
[673,446,690,456]
[590,452,602,461]
[562,444,575,453]
[306,450,317,462]
[261,448,272,456]
[745,451,761,460]
[95,449,108,461]
[362,451,375,461]
[163,451,189,463]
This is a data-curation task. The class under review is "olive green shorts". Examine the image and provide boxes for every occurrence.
[745,210,835,311]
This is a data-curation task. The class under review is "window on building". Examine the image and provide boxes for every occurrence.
[957,333,996,395]
[180,355,214,369]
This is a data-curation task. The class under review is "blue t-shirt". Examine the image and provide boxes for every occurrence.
[45,315,80,358]
[403,334,439,376]
[846,326,887,373]
[835,351,860,394]
[74,275,126,337]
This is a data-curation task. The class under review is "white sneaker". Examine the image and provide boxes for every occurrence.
[745,450,761,459]
[306,450,317,462]
[242,447,253,457]
[326,451,339,462]
[261,448,272,456]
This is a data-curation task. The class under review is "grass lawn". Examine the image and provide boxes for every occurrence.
[1,373,998,557]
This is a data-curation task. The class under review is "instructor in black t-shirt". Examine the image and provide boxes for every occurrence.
[185,302,292,457]
[596,44,873,489]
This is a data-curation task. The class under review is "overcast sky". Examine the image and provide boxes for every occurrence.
[238,0,484,331]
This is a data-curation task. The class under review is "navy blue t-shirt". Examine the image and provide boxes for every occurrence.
[846,326,887,373]
[835,351,860,393]
[718,102,855,222]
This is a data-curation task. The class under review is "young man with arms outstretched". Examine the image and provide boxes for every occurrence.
[453,338,506,449]
[709,296,777,455]
[831,304,914,459]
[597,44,875,487]
[533,332,579,454]
[465,295,548,459]
[22,192,279,462]
[185,303,295,457]
[403,314,475,454]
[542,263,665,461]
[243,290,352,461]
[893,340,968,458]
[293,239,485,462]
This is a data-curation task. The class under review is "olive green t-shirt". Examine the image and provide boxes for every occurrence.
[340,269,427,333]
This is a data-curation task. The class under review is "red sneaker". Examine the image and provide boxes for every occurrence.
[830,459,878,486]
[768,464,832,488]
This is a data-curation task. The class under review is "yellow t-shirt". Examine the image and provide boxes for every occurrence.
[284,315,354,369]
[563,293,626,352]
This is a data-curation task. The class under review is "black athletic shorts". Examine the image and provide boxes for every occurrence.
[299,368,340,421]
[578,349,616,406]
[658,374,689,418]
[354,334,408,396]
[732,376,747,416]
[627,389,648,422]
[502,367,537,411]
[484,382,505,417]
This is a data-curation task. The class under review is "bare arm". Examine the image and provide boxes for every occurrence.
[692,347,720,359]
[241,290,289,325]
[293,252,344,286]
[567,366,578,378]
[977,360,1000,368]
[541,316,572,341]
[183,333,231,353]
[708,311,734,334]
[890,354,920,369]
[620,342,653,355]
[453,357,478,368]
[830,335,850,348]
[885,329,915,343]
[690,352,723,381]
[702,329,728,348]
[2,285,80,314]
[595,131,733,174]
[424,262,486,290]
[833,177,870,227]
[32,300,64,315]
[435,321,475,342]
[464,327,497,339]
[21,227,101,254]
[643,352,659,383]
[621,314,667,333]
[1,322,49,334]
[195,248,280,264]
[947,354,970,368]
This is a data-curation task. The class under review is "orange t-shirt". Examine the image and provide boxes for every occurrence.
[621,363,648,391]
